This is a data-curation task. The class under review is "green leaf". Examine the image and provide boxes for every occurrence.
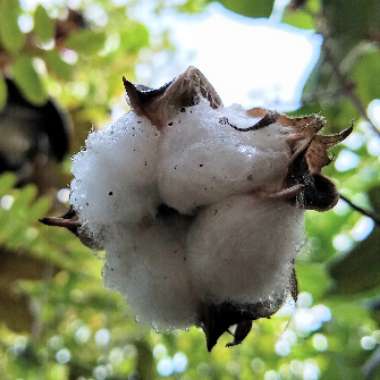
[329,229,380,295]
[303,0,380,101]
[0,73,7,110]
[34,5,54,42]
[0,0,25,53]
[28,196,51,221]
[282,10,315,29]
[120,23,149,53]
[43,50,73,81]
[215,0,275,18]
[0,173,16,195]
[322,0,380,54]
[66,30,106,55]
[177,0,207,13]
[12,55,48,105]
[352,50,380,106]
[296,261,332,299]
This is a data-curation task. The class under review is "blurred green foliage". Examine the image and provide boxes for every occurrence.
[214,0,275,18]
[0,0,380,379]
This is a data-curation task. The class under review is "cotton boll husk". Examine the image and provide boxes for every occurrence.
[187,195,305,305]
[103,215,198,329]
[158,102,292,214]
[70,112,160,237]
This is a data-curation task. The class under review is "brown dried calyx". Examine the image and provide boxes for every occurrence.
[122,66,222,129]
[247,107,353,211]
[199,267,298,351]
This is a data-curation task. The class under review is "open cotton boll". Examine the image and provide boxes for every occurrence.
[70,112,160,237]
[103,215,198,329]
[40,66,352,350]
[158,102,292,214]
[187,195,305,305]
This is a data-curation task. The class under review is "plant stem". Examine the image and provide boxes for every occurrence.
[339,194,380,227]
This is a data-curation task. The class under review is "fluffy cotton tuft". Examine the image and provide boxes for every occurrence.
[103,216,197,329]
[69,102,304,332]
[158,101,292,214]
[71,112,160,237]
[187,195,305,304]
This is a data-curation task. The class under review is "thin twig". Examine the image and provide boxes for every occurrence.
[340,194,380,227]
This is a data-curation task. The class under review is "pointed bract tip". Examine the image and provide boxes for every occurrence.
[205,332,218,352]
[39,217,50,225]
[340,125,354,140]
[39,216,80,229]
[122,76,134,93]
[225,321,253,348]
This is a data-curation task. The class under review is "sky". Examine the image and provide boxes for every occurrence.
[134,1,322,111]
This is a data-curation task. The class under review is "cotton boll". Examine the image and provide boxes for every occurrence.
[158,102,292,214]
[103,214,198,329]
[40,66,351,351]
[70,112,160,236]
[187,195,305,305]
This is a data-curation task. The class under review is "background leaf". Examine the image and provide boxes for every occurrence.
[43,51,73,81]
[322,0,380,55]
[352,50,380,106]
[215,0,275,18]
[34,5,54,43]
[0,73,6,110]
[0,0,25,54]
[11,55,48,105]
[66,30,106,55]
[329,229,380,295]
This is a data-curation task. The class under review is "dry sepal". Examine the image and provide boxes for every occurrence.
[41,66,352,350]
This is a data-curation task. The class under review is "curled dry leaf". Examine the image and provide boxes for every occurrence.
[41,66,351,350]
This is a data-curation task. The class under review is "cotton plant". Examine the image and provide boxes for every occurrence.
[42,67,352,350]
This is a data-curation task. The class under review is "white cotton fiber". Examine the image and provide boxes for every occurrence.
[187,195,305,305]
[158,101,292,214]
[70,112,160,237]
[103,217,198,329]
[67,70,310,337]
